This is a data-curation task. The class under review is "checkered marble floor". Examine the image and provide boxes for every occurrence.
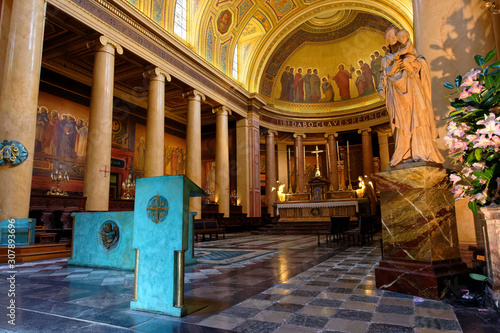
[0,233,496,332]
[197,246,464,333]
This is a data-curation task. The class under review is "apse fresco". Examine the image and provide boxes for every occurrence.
[260,12,392,111]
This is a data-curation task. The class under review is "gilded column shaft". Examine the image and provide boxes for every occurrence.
[359,128,374,177]
[0,0,45,220]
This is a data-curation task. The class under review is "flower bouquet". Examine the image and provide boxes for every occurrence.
[444,49,500,214]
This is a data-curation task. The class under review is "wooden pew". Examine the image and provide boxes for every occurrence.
[193,219,225,241]
[35,225,57,243]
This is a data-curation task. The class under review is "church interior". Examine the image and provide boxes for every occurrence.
[1,0,500,332]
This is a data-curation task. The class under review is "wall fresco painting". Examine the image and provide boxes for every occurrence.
[151,0,165,26]
[265,0,296,20]
[112,114,129,149]
[134,123,146,171]
[164,132,187,176]
[207,21,214,62]
[237,0,254,25]
[253,10,271,31]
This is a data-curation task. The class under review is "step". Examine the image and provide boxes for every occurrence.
[0,243,69,255]
[0,250,72,263]
[0,243,72,263]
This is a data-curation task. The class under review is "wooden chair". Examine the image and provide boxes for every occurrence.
[35,225,57,243]
[330,216,351,242]
[345,216,374,246]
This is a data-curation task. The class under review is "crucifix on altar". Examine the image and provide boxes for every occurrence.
[312,145,323,177]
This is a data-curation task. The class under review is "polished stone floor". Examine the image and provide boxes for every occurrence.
[0,233,498,332]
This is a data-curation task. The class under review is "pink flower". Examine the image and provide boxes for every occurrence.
[477,113,500,138]
[452,185,467,199]
[472,192,487,204]
[461,75,475,87]
[450,174,461,183]
[464,68,481,80]
[453,140,468,151]
[466,134,478,142]
[472,162,486,172]
[461,166,472,177]
[469,82,484,94]
[492,135,500,148]
[473,134,493,148]
[459,88,470,100]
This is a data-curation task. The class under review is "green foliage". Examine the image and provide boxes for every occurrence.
[444,49,500,213]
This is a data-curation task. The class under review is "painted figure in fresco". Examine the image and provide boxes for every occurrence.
[288,67,295,101]
[76,119,88,158]
[137,137,146,170]
[358,60,375,93]
[279,66,290,100]
[378,26,444,165]
[332,65,352,100]
[172,148,178,175]
[294,68,304,102]
[58,115,78,158]
[304,68,312,102]
[35,107,49,153]
[371,51,382,88]
[355,70,365,96]
[43,110,61,155]
[311,69,321,102]
[319,76,334,102]
[382,45,388,55]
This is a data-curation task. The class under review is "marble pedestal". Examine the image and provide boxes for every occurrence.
[479,206,500,301]
[372,165,467,300]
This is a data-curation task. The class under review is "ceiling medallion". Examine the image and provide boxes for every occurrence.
[217,10,232,34]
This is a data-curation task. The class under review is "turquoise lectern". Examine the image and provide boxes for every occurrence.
[130,175,204,317]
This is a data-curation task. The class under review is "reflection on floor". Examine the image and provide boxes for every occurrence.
[0,233,498,332]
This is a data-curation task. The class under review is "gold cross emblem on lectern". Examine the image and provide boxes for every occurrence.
[146,195,169,223]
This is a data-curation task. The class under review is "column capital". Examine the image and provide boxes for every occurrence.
[267,130,278,137]
[324,133,338,139]
[182,89,206,101]
[357,127,372,134]
[143,67,172,82]
[213,105,232,116]
[87,35,123,55]
[293,133,306,139]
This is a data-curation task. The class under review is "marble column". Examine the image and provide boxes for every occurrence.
[83,37,123,211]
[183,90,206,217]
[144,67,171,177]
[213,106,231,217]
[325,133,339,191]
[248,112,261,217]
[265,131,277,216]
[0,0,45,220]
[236,118,250,215]
[293,133,306,193]
[359,128,374,177]
[377,130,391,171]
[277,143,288,197]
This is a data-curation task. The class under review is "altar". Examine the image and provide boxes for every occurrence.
[276,199,364,222]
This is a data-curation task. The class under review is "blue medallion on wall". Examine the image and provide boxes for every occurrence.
[99,220,119,251]
[147,195,169,224]
[0,140,28,166]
